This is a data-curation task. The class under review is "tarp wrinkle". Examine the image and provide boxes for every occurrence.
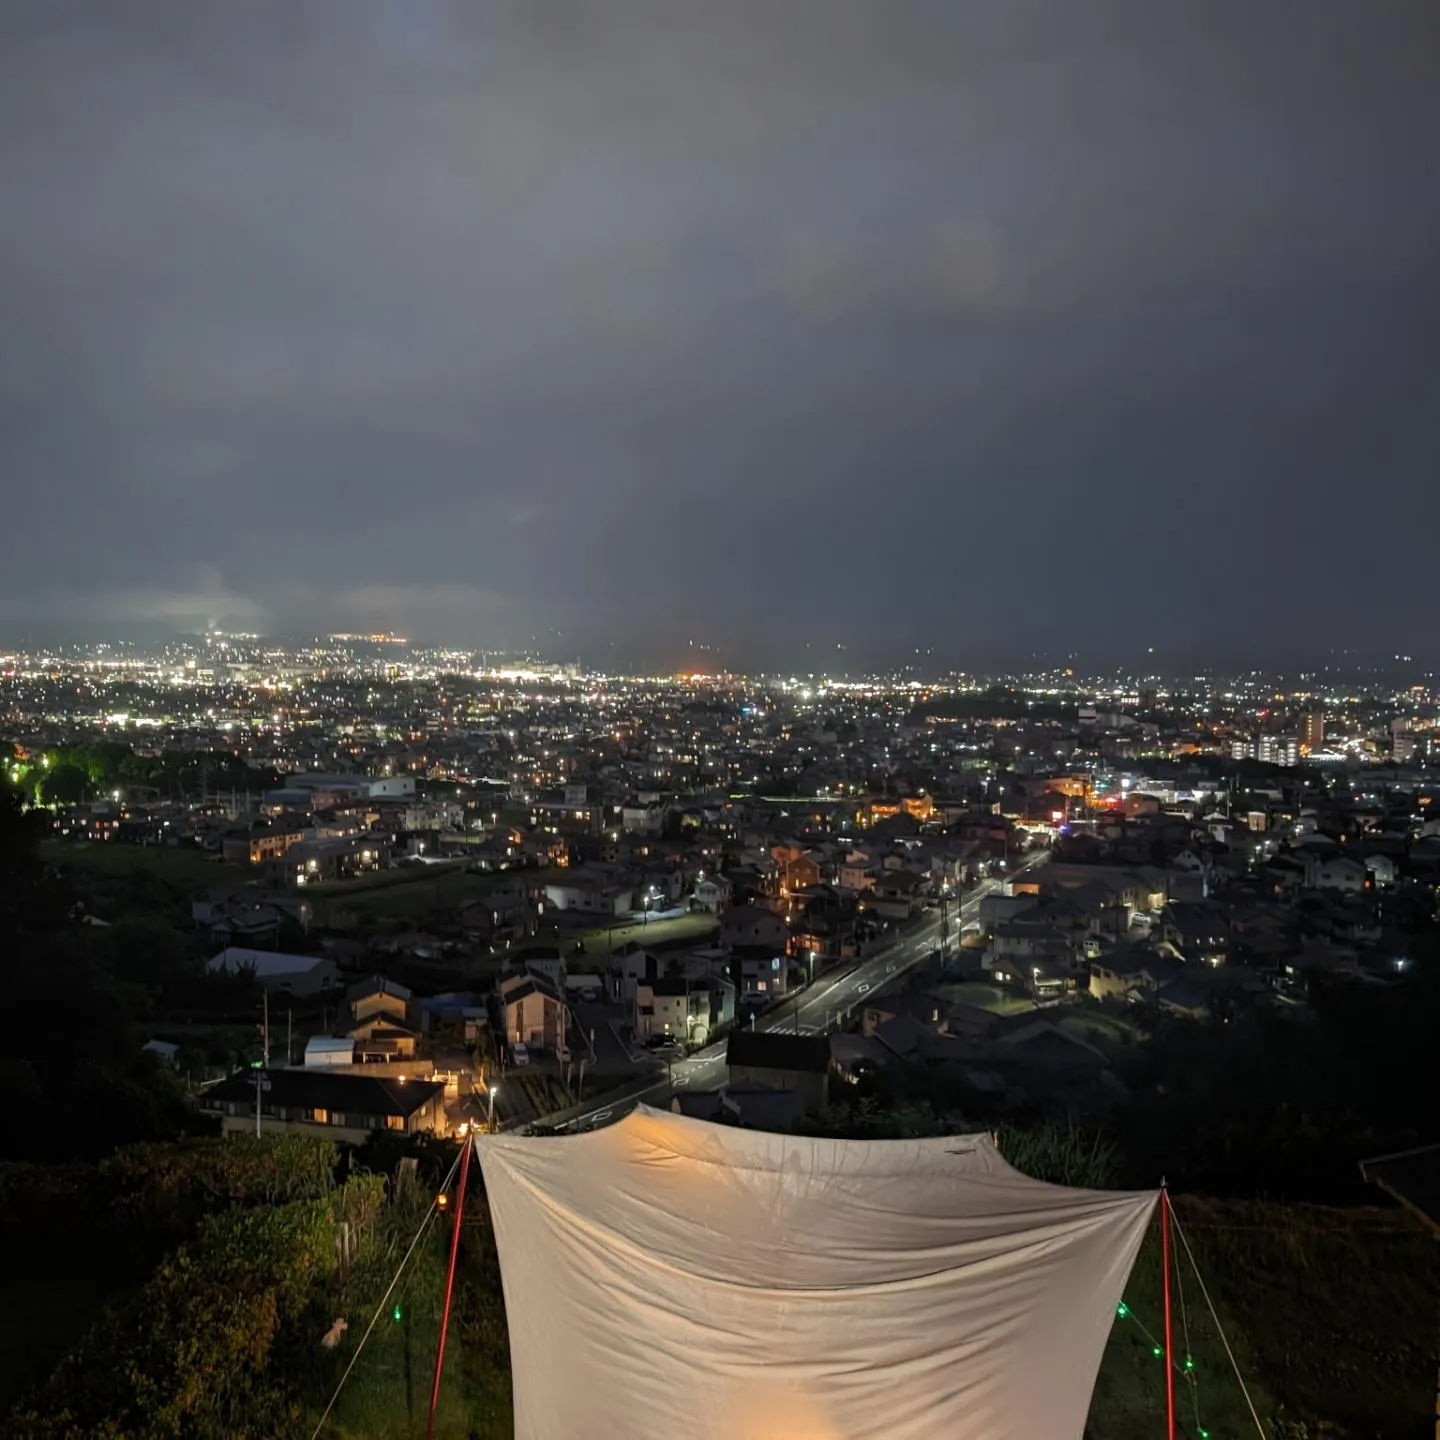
[480,1105,1155,1440]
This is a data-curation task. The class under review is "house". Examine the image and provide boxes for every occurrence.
[1363,853,1398,888]
[789,886,860,960]
[1088,948,1181,1002]
[279,835,387,887]
[773,844,823,894]
[635,977,700,1043]
[868,868,928,920]
[1155,979,1213,1020]
[725,1030,831,1113]
[220,821,310,866]
[838,850,880,893]
[1311,855,1368,894]
[720,904,788,952]
[736,950,788,1002]
[202,1067,446,1143]
[691,873,732,914]
[192,893,283,947]
[345,976,419,1061]
[1161,901,1231,966]
[861,991,947,1038]
[543,873,634,915]
[500,966,569,1056]
[206,947,338,996]
[609,943,660,1004]
[349,975,412,1026]
[304,1035,357,1068]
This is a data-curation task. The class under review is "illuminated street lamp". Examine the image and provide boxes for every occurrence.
[488,1083,499,1132]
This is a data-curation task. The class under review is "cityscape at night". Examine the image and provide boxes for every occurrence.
[3,1,1438,1437]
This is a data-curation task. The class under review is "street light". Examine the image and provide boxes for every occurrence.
[487,1084,499,1132]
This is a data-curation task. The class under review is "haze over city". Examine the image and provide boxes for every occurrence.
[3,1,1438,669]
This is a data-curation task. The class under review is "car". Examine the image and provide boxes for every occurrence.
[510,1043,530,1067]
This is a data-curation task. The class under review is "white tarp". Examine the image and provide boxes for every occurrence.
[478,1106,1156,1440]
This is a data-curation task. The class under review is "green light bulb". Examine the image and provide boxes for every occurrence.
[1152,1345,1163,1358]
[1116,1302,1129,1318]
[391,1302,403,1323]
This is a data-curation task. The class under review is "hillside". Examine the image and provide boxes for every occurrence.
[1090,1197,1439,1439]
[7,1142,1436,1438]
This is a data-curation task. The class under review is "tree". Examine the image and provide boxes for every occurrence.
[40,762,89,806]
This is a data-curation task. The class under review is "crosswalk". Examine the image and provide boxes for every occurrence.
[766,1022,822,1035]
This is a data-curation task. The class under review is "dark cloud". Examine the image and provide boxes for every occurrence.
[2,1,1437,668]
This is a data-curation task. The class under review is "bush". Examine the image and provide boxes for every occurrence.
[15,1197,341,1439]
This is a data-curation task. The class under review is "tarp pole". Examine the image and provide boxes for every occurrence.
[1161,1186,1176,1440]
[426,1134,473,1440]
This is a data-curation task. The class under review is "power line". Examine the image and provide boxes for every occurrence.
[1169,1203,1268,1439]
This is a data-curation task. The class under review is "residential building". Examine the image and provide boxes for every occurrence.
[203,1068,446,1143]
[725,1030,832,1114]
[500,966,569,1054]
[543,874,633,915]
[1256,735,1299,767]
[720,903,788,952]
[345,976,420,1061]
[691,873,732,913]
[206,946,338,996]
[736,951,788,1002]
[1311,855,1368,894]
[221,821,309,865]
[635,977,698,1042]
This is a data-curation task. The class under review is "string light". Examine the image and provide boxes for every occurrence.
[1115,1300,1211,1434]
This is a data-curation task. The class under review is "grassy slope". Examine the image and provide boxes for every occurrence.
[1089,1197,1440,1438]
[40,837,246,890]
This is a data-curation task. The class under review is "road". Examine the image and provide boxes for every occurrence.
[534,851,1048,1133]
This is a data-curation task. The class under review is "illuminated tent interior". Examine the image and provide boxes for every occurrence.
[477,1106,1157,1439]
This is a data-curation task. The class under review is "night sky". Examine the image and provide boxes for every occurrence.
[2,2,1437,670]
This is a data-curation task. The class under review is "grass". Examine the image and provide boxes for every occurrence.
[1088,1197,1440,1438]
[929,980,1038,1015]
[39,838,245,889]
[309,865,566,929]
[1059,1009,1140,1048]
[563,912,718,958]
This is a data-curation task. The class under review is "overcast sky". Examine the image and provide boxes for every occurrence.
[2,1,1437,670]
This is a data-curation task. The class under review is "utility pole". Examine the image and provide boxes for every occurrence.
[262,989,270,1067]
[254,1069,271,1137]
[287,1008,293,1067]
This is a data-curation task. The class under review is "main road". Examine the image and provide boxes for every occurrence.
[531,850,1048,1133]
